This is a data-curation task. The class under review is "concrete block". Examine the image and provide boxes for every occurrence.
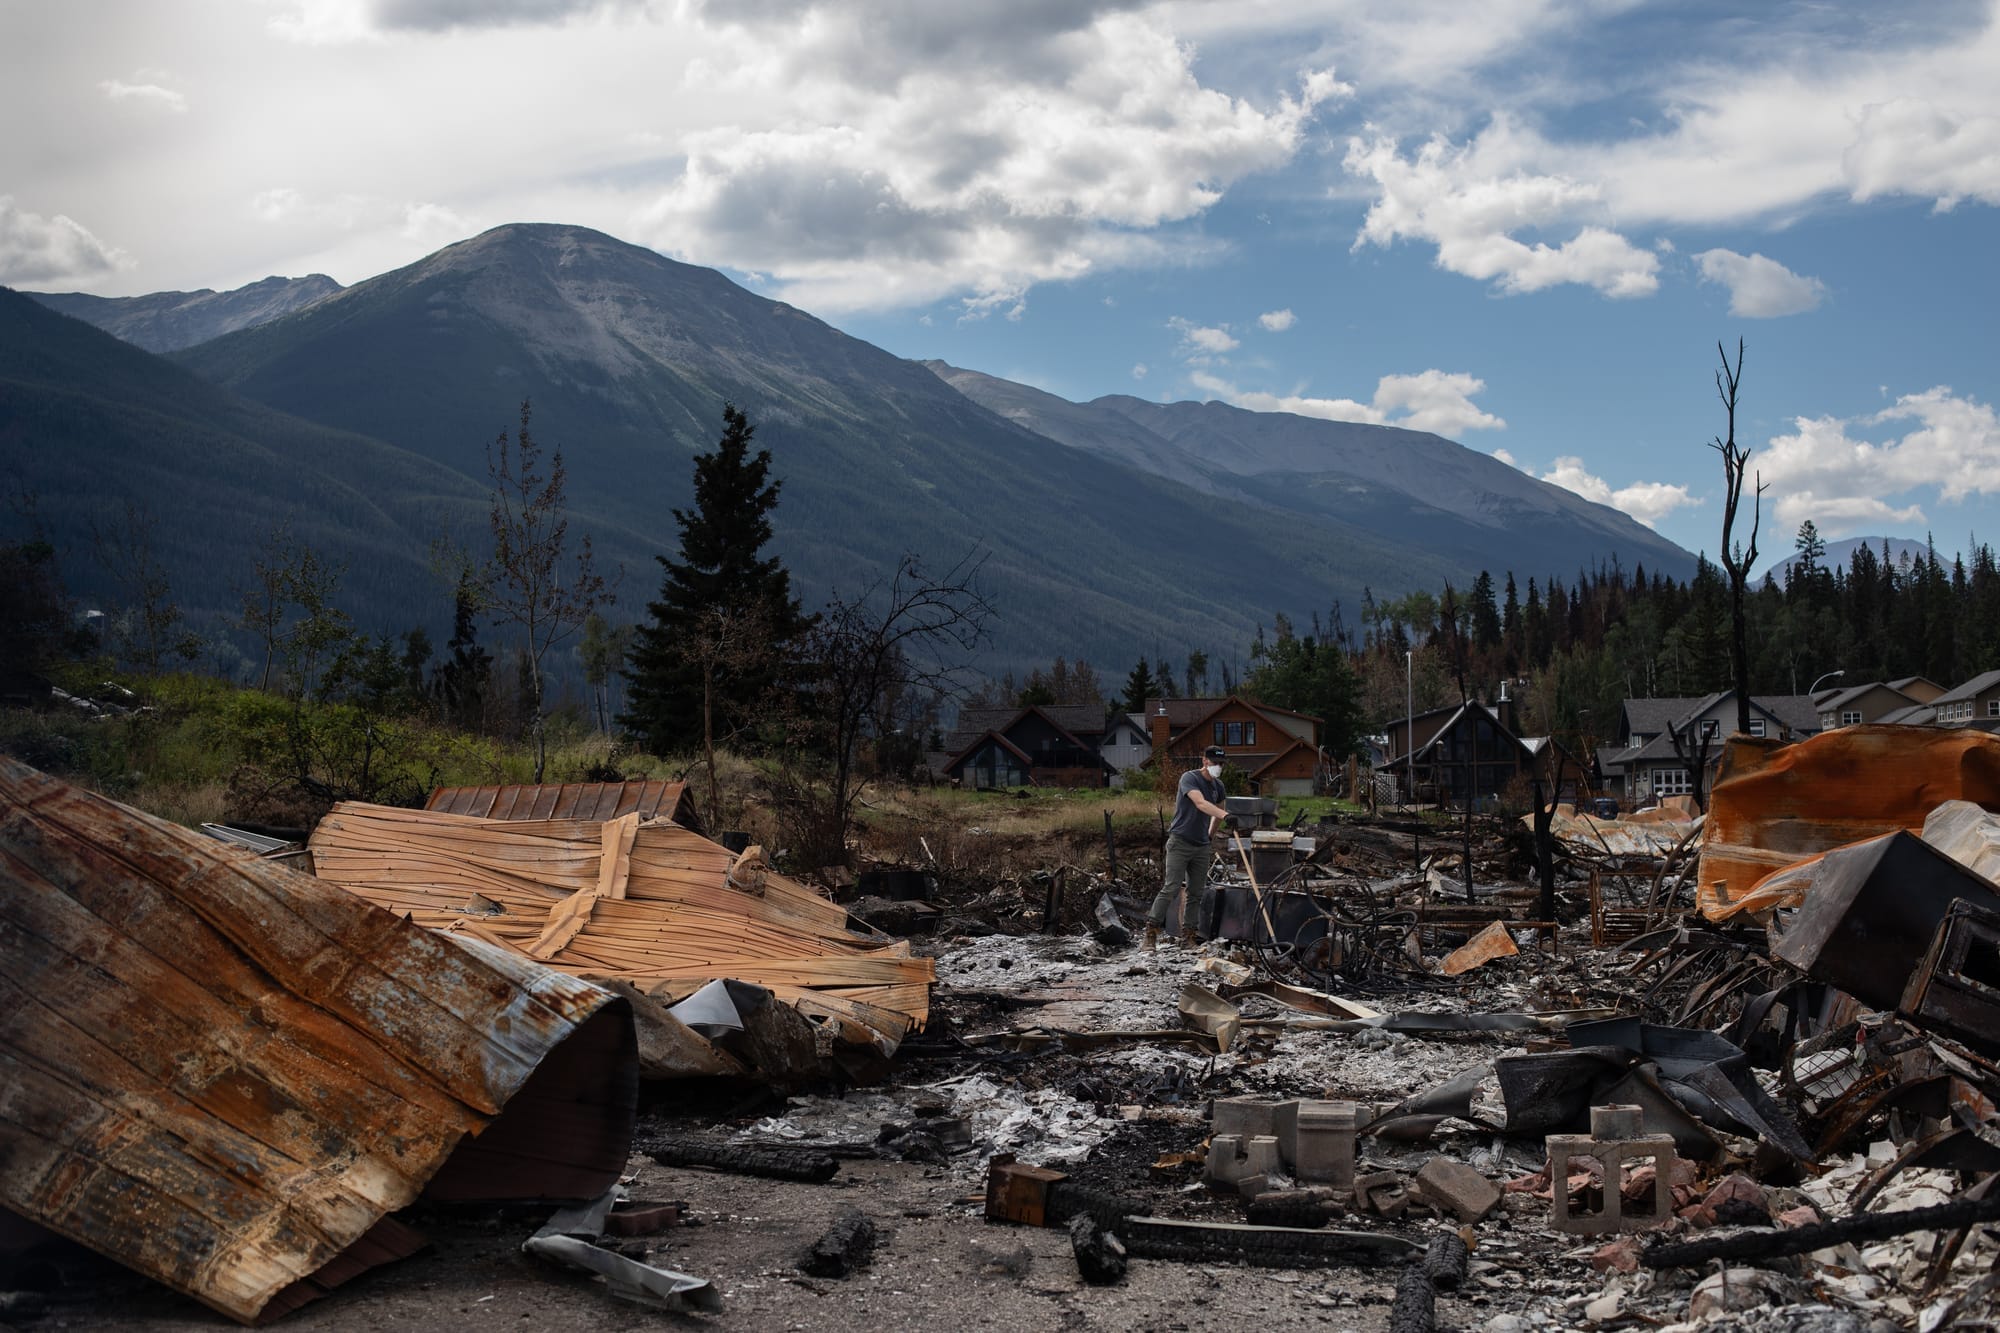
[1211,1097,1280,1142]
[1353,1170,1409,1220]
[1203,1133,1282,1190]
[1548,1106,1678,1235]
[1290,1100,1357,1191]
[1412,1157,1500,1223]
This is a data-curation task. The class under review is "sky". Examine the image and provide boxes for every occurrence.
[4,0,1999,572]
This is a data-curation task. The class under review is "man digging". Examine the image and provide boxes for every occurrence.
[1142,744,1230,949]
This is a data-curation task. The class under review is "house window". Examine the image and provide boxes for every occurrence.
[1214,721,1226,745]
[1226,721,1243,745]
[1989,700,1999,718]
[1700,719,1719,738]
[1245,721,1256,745]
[1841,710,1862,727]
[1749,719,1765,737]
[1651,767,1691,796]
[1819,713,1835,729]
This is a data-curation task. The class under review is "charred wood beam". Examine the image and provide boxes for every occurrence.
[1643,1191,2000,1269]
[643,1137,840,1183]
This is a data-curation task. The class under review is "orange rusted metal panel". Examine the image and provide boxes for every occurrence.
[425,780,697,830]
[0,757,636,1324]
[1696,725,2000,922]
[1440,920,1519,975]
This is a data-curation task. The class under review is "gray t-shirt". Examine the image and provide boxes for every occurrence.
[1168,768,1225,843]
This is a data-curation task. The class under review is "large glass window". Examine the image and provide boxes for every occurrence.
[1213,721,1226,744]
[1748,719,1766,737]
[1651,767,1691,795]
[1227,721,1243,745]
[1841,710,1861,726]
[1245,721,1256,745]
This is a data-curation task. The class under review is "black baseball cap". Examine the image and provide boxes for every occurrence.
[1202,745,1228,762]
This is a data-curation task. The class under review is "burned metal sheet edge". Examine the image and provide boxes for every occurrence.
[523,1192,721,1314]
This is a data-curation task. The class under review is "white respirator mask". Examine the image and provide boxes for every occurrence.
[1205,763,1222,779]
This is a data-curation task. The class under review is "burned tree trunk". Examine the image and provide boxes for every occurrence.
[1708,340,1765,739]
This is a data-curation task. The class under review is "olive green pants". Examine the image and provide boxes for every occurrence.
[1148,834,1216,934]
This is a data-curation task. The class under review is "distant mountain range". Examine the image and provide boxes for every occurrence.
[30,275,341,354]
[9,223,1696,675]
[1762,536,1937,582]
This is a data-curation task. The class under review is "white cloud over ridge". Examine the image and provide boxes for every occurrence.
[636,7,1349,311]
[1759,387,2000,534]
[1694,248,1825,317]
[0,198,129,284]
[1192,367,1504,437]
[1539,456,1699,529]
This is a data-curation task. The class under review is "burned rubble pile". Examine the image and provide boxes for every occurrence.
[8,723,2000,1329]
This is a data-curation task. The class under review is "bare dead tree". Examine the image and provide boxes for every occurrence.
[485,400,610,783]
[774,551,994,870]
[1666,718,1715,813]
[236,521,292,692]
[90,499,199,676]
[1709,339,1766,737]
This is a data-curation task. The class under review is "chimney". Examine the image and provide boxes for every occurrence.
[1150,702,1176,799]
[1496,678,1516,734]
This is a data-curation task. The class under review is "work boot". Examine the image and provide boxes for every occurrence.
[1140,925,1160,951]
[1179,928,1201,949]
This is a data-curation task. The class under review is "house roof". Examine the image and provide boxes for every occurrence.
[1144,695,1324,733]
[1618,692,1821,746]
[1879,703,1939,726]
[943,730,1038,773]
[1247,736,1319,780]
[1410,701,1532,763]
[941,706,1115,773]
[1818,681,1912,713]
[1935,669,2000,704]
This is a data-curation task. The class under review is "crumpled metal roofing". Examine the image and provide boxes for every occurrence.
[0,757,637,1324]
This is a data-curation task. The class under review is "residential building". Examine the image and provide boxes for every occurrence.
[1932,670,2000,730]
[1145,695,1325,796]
[938,704,1116,789]
[1597,692,1821,806]
[1098,712,1153,785]
[1816,680,1924,730]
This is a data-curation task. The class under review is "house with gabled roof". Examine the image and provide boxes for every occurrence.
[1144,695,1324,796]
[938,704,1117,788]
[1932,669,2000,730]
[1816,680,1925,730]
[1598,691,1821,805]
[1099,712,1153,785]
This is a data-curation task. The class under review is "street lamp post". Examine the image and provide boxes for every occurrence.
[1808,669,1846,698]
[1405,650,1414,807]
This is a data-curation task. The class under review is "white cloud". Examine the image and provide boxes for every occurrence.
[1131,362,1148,380]
[1169,316,1238,358]
[0,198,129,285]
[1343,129,1660,298]
[635,8,1348,311]
[400,201,471,243]
[1191,366,1505,436]
[1258,307,1294,331]
[1540,456,1700,529]
[1492,447,1517,467]
[1758,387,2000,534]
[99,78,187,112]
[1694,248,1825,317]
[1845,98,2000,211]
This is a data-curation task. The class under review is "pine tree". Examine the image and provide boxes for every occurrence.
[1120,659,1160,714]
[621,403,807,755]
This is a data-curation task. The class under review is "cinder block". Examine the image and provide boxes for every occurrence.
[1412,1157,1500,1223]
[1290,1100,1357,1191]
[1203,1133,1283,1189]
[1212,1097,1280,1142]
[1353,1170,1409,1220]
[1547,1107,1678,1236]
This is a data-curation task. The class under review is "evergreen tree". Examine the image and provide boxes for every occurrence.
[622,403,807,754]
[1120,659,1160,714]
[1470,570,1502,649]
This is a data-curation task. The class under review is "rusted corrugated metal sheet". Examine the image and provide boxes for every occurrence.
[1696,725,2000,921]
[0,757,637,1324]
[424,780,697,830]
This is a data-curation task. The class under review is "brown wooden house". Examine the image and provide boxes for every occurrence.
[1145,695,1324,795]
